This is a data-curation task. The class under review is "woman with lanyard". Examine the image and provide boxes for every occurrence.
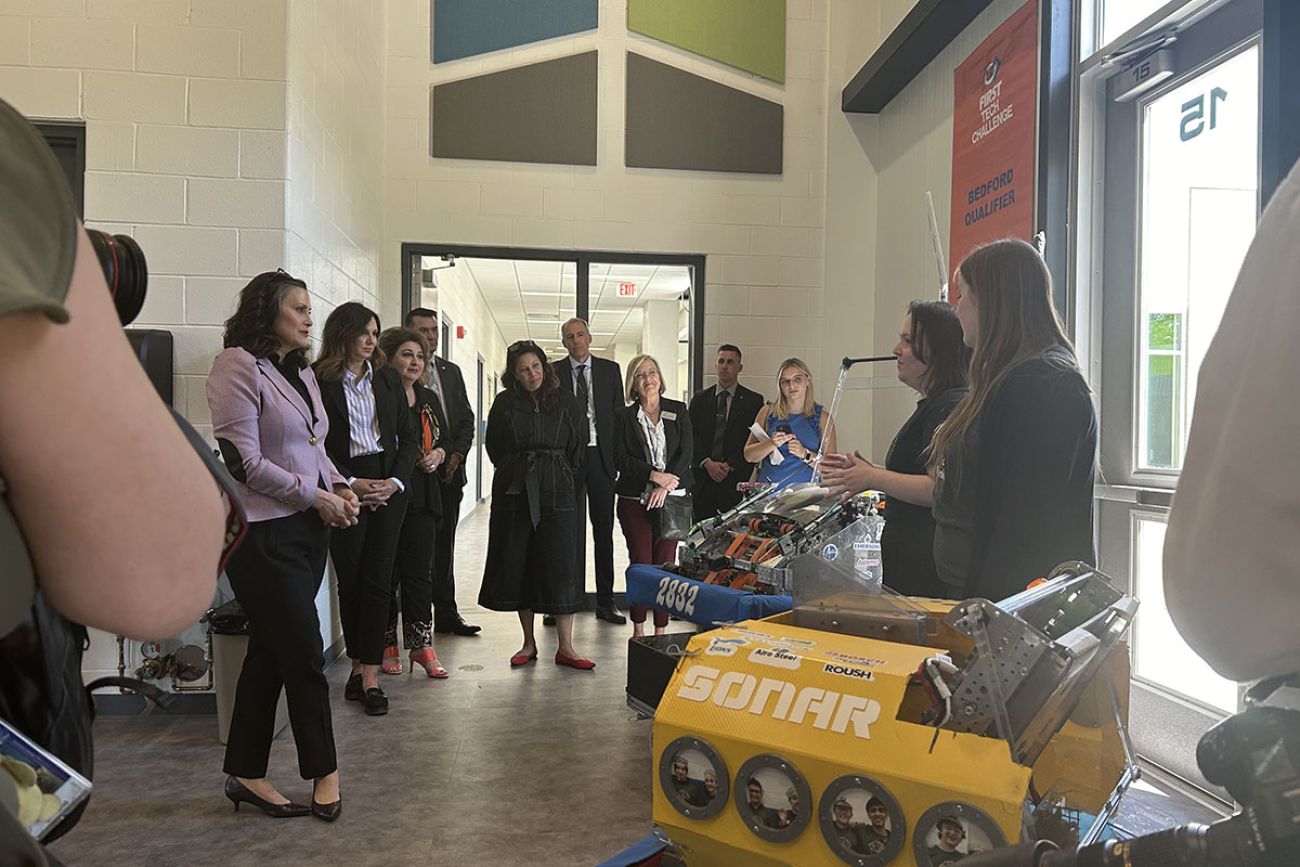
[822,301,970,597]
[743,358,836,488]
[314,303,418,716]
[478,340,594,669]
[377,326,452,679]
[929,239,1097,601]
[613,354,694,637]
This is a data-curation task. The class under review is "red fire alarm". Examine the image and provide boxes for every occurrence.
[456,325,466,339]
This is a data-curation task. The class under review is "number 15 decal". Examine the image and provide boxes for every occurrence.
[1181,87,1228,141]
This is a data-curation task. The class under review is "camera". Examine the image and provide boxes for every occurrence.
[85,229,148,326]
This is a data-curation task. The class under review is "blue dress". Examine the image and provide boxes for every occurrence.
[756,404,824,488]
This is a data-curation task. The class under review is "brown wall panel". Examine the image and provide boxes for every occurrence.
[625,52,783,175]
[431,51,598,166]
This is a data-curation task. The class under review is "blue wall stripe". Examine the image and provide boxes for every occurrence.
[433,0,599,63]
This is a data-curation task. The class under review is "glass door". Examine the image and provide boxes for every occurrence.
[1087,0,1262,795]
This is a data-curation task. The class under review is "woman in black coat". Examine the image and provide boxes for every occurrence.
[377,327,453,679]
[613,354,693,636]
[478,340,593,670]
[314,303,418,716]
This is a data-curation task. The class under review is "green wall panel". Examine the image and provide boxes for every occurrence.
[628,0,786,83]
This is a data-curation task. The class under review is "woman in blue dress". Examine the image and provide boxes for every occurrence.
[743,357,836,488]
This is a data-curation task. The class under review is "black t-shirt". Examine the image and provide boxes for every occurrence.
[928,845,966,865]
[881,387,965,597]
[932,350,1097,601]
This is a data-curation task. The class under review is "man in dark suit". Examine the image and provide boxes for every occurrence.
[555,317,625,624]
[405,308,480,636]
[689,344,765,518]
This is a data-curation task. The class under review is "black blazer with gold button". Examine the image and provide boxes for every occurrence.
[613,398,694,498]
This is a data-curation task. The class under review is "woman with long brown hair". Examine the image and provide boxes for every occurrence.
[314,302,418,716]
[823,300,970,597]
[928,239,1097,601]
[478,340,593,669]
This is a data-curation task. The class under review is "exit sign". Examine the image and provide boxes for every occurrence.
[618,282,636,297]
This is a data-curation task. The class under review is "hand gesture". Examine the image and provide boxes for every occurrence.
[649,470,680,492]
[645,487,669,509]
[703,458,730,483]
[316,488,360,528]
[822,450,876,498]
[361,478,399,508]
[419,447,446,473]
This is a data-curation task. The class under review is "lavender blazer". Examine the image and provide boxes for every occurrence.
[207,347,345,523]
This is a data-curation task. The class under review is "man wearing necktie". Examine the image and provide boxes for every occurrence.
[405,309,481,636]
[688,344,765,519]
[555,318,625,624]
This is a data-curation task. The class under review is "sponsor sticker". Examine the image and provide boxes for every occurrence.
[749,646,802,670]
[822,662,875,681]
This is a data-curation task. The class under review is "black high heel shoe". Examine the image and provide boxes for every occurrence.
[224,776,310,818]
[311,781,342,823]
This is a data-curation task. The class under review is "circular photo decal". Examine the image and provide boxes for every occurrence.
[913,802,1007,866]
[733,754,813,843]
[818,775,906,865]
[658,737,728,820]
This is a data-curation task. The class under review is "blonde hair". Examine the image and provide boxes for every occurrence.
[624,353,665,403]
[928,239,1080,473]
[772,357,815,420]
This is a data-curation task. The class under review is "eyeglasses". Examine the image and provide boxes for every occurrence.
[632,370,660,380]
[779,374,808,387]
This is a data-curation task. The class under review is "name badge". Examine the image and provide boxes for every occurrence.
[662,410,677,421]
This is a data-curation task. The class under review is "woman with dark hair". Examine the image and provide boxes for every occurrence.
[207,270,359,820]
[314,302,418,715]
[479,340,593,669]
[929,238,1097,601]
[823,300,970,597]
[377,326,451,679]
[613,354,693,637]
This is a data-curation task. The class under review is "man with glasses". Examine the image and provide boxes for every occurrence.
[553,318,626,625]
[688,344,765,518]
[403,308,480,636]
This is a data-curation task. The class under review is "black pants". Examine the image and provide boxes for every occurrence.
[387,506,436,649]
[692,475,745,520]
[330,453,408,665]
[431,480,465,626]
[575,446,617,606]
[223,510,335,780]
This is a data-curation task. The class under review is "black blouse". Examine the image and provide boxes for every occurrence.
[880,387,964,597]
[404,381,451,514]
[932,350,1097,601]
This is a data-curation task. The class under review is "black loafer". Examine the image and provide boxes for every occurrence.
[343,673,362,701]
[434,619,482,636]
[311,798,342,822]
[361,687,388,716]
[595,605,627,625]
[542,614,557,626]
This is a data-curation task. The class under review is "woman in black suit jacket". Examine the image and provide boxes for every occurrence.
[314,302,417,716]
[377,326,453,679]
[614,354,694,637]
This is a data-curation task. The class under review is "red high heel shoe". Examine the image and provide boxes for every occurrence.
[410,647,449,678]
[554,652,595,671]
[380,646,403,676]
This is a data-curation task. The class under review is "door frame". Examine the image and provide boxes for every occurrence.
[399,243,708,395]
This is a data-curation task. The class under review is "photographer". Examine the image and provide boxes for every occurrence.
[0,98,227,861]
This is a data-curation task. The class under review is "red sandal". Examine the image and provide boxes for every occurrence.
[380,646,403,676]
[410,648,449,678]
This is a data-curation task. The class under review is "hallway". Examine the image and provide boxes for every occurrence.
[49,505,656,866]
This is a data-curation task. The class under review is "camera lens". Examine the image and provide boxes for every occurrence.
[86,229,148,326]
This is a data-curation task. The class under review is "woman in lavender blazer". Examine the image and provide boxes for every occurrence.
[207,270,360,822]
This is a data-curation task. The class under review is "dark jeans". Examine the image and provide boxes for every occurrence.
[431,480,464,626]
[617,497,678,627]
[223,510,336,780]
[330,453,408,665]
[387,506,436,649]
[576,446,617,606]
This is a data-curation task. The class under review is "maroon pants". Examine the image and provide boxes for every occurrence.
[617,497,678,627]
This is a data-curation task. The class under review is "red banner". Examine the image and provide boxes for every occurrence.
[948,0,1038,302]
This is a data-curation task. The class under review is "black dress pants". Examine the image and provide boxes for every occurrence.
[431,480,464,626]
[387,506,437,649]
[223,509,335,780]
[330,453,408,665]
[575,446,617,606]
[692,475,744,520]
